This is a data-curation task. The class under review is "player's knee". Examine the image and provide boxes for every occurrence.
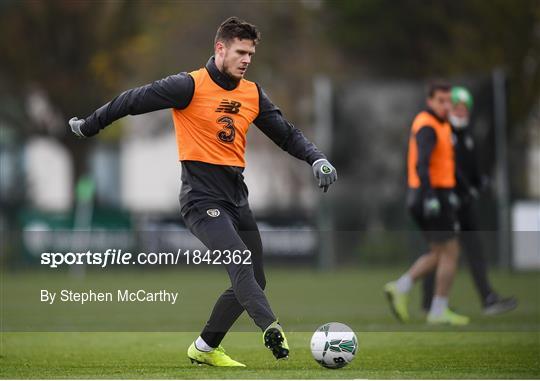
[444,239,460,255]
[440,247,459,262]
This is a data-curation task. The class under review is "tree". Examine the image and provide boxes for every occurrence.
[324,0,540,196]
[0,0,147,184]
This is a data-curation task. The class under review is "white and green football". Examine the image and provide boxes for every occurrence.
[310,322,358,369]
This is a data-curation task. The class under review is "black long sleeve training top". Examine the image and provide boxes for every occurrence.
[81,57,326,209]
[415,125,437,196]
[452,126,483,202]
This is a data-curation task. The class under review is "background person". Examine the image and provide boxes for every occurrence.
[421,86,518,315]
[384,81,469,326]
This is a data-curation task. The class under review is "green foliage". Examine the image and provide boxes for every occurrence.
[0,0,146,117]
[0,0,537,198]
[324,0,540,124]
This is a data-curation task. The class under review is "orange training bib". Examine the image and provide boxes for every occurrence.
[407,111,455,189]
[171,68,259,167]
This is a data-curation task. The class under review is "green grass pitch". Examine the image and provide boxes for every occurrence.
[1,268,539,378]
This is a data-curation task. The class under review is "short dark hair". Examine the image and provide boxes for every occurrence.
[427,80,451,98]
[214,17,261,45]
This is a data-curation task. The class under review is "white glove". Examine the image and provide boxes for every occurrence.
[69,117,87,138]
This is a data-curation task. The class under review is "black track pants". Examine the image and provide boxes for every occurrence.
[182,200,275,347]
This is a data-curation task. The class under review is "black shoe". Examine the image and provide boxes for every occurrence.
[263,322,289,359]
[483,294,518,315]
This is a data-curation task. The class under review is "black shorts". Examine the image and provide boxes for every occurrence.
[407,188,460,244]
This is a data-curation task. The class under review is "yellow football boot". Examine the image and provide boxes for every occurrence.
[187,342,246,367]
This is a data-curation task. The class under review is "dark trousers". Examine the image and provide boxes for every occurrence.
[182,200,275,348]
[422,201,494,309]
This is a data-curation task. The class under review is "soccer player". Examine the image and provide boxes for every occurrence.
[69,17,337,366]
[384,81,469,325]
[420,86,517,315]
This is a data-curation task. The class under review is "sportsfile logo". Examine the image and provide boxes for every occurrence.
[215,99,241,114]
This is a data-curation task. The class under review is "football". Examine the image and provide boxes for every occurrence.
[310,322,358,369]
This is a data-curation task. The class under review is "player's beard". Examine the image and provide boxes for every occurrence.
[222,58,242,83]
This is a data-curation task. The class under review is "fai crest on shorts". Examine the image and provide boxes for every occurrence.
[207,209,220,218]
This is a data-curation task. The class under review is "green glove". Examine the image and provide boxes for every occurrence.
[423,196,441,218]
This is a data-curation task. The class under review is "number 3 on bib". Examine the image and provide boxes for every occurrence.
[216,116,236,143]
